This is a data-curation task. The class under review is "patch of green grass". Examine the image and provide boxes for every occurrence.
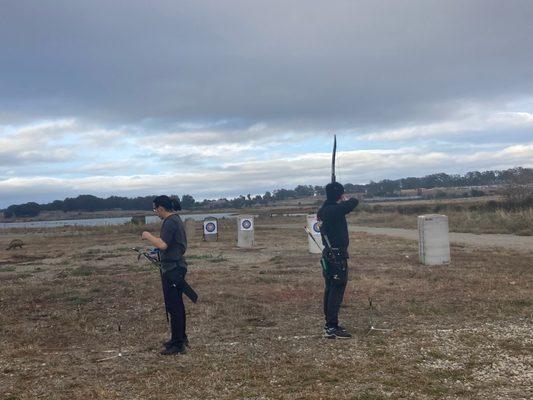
[70,265,95,276]
[95,253,122,260]
[66,295,92,305]
[507,298,532,308]
[188,253,216,259]
[117,246,134,251]
[499,338,527,353]
[405,298,457,316]
[209,254,228,263]
[255,276,280,284]
[188,253,227,263]
[318,370,339,383]
[352,391,386,400]
[269,255,283,265]
[427,368,468,382]
[369,348,390,358]
[125,262,149,272]
[458,332,483,347]
[1,265,16,272]
[116,279,132,287]
[424,385,450,396]
[427,348,448,360]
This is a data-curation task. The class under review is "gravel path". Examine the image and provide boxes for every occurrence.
[348,226,533,252]
[270,223,533,252]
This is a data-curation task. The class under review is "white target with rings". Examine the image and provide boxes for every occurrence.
[241,219,253,230]
[306,214,323,254]
[237,216,254,248]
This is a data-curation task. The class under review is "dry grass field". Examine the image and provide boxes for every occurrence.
[0,216,532,399]
[350,209,533,236]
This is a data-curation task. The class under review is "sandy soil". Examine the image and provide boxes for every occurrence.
[0,216,531,399]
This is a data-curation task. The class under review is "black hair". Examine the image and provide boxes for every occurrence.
[325,182,345,201]
[153,195,182,211]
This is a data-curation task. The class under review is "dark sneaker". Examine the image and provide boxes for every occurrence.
[333,327,352,339]
[324,326,352,339]
[163,337,189,349]
[336,325,349,333]
[160,344,186,355]
[324,326,337,339]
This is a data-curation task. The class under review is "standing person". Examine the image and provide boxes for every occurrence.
[141,195,189,355]
[317,182,359,339]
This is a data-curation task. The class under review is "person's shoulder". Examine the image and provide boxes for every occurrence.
[163,214,181,226]
[317,201,329,213]
[169,214,183,223]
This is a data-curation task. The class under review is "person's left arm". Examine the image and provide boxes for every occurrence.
[335,195,359,215]
[141,231,168,250]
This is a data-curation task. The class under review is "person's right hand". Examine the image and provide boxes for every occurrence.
[141,231,151,240]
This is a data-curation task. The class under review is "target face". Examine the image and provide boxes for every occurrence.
[203,220,218,234]
[312,221,321,233]
[241,219,253,230]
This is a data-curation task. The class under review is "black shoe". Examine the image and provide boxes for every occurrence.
[324,326,352,339]
[333,327,352,339]
[324,326,337,339]
[163,337,189,349]
[160,344,186,355]
[336,325,349,333]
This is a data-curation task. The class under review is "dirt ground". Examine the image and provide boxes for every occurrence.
[0,216,532,400]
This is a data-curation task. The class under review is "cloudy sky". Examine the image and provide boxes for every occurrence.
[1,0,532,207]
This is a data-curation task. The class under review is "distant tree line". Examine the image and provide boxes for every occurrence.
[3,167,532,218]
[364,167,533,197]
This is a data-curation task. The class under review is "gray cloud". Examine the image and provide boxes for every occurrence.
[1,142,531,207]
[1,1,533,207]
[1,1,533,131]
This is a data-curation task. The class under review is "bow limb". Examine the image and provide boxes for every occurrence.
[331,134,337,183]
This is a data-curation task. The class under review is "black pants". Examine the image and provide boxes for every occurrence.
[161,266,187,346]
[322,258,348,328]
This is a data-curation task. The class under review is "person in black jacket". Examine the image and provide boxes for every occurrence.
[317,182,359,339]
[141,195,189,355]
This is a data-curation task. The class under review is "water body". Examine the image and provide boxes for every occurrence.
[0,212,235,229]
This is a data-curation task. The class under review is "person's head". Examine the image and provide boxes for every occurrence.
[153,195,181,218]
[325,182,345,202]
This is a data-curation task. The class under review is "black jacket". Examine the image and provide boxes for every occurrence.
[317,198,358,250]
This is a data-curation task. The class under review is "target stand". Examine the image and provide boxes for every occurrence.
[203,217,219,242]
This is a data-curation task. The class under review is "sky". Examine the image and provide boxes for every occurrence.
[1,0,532,208]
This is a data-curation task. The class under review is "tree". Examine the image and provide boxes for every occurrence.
[181,194,196,210]
[263,191,273,202]
[273,188,295,201]
[5,202,41,217]
[294,185,314,197]
[313,185,325,196]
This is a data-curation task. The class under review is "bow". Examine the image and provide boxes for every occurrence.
[131,247,198,303]
[331,134,337,183]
